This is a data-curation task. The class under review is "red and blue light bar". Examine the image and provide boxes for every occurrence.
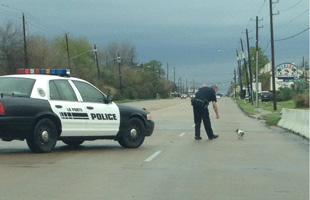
[16,68,71,76]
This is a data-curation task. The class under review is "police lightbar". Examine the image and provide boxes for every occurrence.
[16,68,71,76]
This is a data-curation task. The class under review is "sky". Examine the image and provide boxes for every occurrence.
[0,0,309,93]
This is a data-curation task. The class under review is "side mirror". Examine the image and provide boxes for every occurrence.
[104,95,114,104]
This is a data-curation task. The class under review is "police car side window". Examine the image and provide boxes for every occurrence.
[0,77,35,97]
[72,80,105,103]
[49,80,78,101]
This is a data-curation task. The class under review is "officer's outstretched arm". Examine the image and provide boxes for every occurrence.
[212,101,219,119]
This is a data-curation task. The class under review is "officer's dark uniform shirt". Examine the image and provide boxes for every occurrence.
[195,87,217,103]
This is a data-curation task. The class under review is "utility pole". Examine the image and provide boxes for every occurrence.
[65,33,71,69]
[240,38,250,101]
[246,29,253,105]
[94,44,100,78]
[22,13,29,69]
[269,0,277,110]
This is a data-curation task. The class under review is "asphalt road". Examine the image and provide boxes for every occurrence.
[0,97,309,200]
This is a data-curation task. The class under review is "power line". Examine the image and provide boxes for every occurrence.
[27,20,61,36]
[276,8,309,29]
[278,0,303,12]
[0,7,20,20]
[263,40,270,53]
[1,4,63,36]
[275,27,309,41]
[255,0,267,15]
[255,1,309,57]
[25,13,62,35]
[245,0,267,29]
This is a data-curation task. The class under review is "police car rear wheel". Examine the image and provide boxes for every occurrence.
[26,119,58,153]
[118,118,145,148]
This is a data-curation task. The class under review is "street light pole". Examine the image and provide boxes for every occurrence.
[240,38,251,102]
[65,33,71,69]
[236,50,243,99]
[234,69,237,98]
[117,53,122,95]
[246,29,254,105]
[94,44,100,78]
[22,13,29,69]
[255,16,259,108]
[167,63,169,81]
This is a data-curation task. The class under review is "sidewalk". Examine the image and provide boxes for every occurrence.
[235,100,272,120]
[237,100,309,139]
[253,107,272,119]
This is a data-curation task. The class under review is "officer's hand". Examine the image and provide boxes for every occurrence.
[216,114,219,119]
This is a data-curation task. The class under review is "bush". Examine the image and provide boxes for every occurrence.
[295,93,309,108]
[276,87,294,101]
[122,88,135,100]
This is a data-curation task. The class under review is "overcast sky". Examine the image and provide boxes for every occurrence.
[1,0,309,93]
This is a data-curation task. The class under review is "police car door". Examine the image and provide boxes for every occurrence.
[49,79,88,136]
[71,80,120,136]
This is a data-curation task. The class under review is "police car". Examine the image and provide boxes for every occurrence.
[0,68,154,153]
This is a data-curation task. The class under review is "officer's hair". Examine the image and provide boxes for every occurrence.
[211,85,218,91]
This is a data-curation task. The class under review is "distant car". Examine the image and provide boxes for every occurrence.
[216,93,223,99]
[181,94,187,99]
[190,94,195,99]
[261,91,273,102]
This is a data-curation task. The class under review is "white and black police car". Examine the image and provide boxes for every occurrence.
[0,68,154,153]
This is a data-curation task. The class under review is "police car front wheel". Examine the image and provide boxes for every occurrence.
[26,118,58,153]
[118,118,145,148]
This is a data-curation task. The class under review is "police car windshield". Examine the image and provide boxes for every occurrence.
[0,77,35,97]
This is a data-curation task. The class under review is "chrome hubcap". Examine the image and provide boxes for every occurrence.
[41,131,49,142]
[130,129,137,138]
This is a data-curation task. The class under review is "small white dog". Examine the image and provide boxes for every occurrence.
[236,129,244,140]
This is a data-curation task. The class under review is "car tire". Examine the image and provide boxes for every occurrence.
[62,140,84,148]
[118,118,145,148]
[26,118,58,153]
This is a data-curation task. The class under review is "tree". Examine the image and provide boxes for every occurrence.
[54,35,97,81]
[240,46,269,87]
[0,22,174,100]
[0,22,24,75]
[99,40,137,69]
[141,60,165,77]
[249,46,269,79]
[28,35,65,69]
[98,40,137,90]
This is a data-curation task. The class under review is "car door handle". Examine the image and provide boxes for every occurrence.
[55,105,62,109]
[87,106,94,110]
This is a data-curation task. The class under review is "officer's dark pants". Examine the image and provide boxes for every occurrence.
[193,102,214,138]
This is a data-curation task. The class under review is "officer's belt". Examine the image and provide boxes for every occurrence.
[193,98,204,103]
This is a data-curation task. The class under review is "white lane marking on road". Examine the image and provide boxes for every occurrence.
[179,132,186,137]
[145,150,162,162]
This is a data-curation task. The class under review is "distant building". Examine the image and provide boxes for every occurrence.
[259,62,308,91]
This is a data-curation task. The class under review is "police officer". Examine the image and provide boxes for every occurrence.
[192,84,219,140]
